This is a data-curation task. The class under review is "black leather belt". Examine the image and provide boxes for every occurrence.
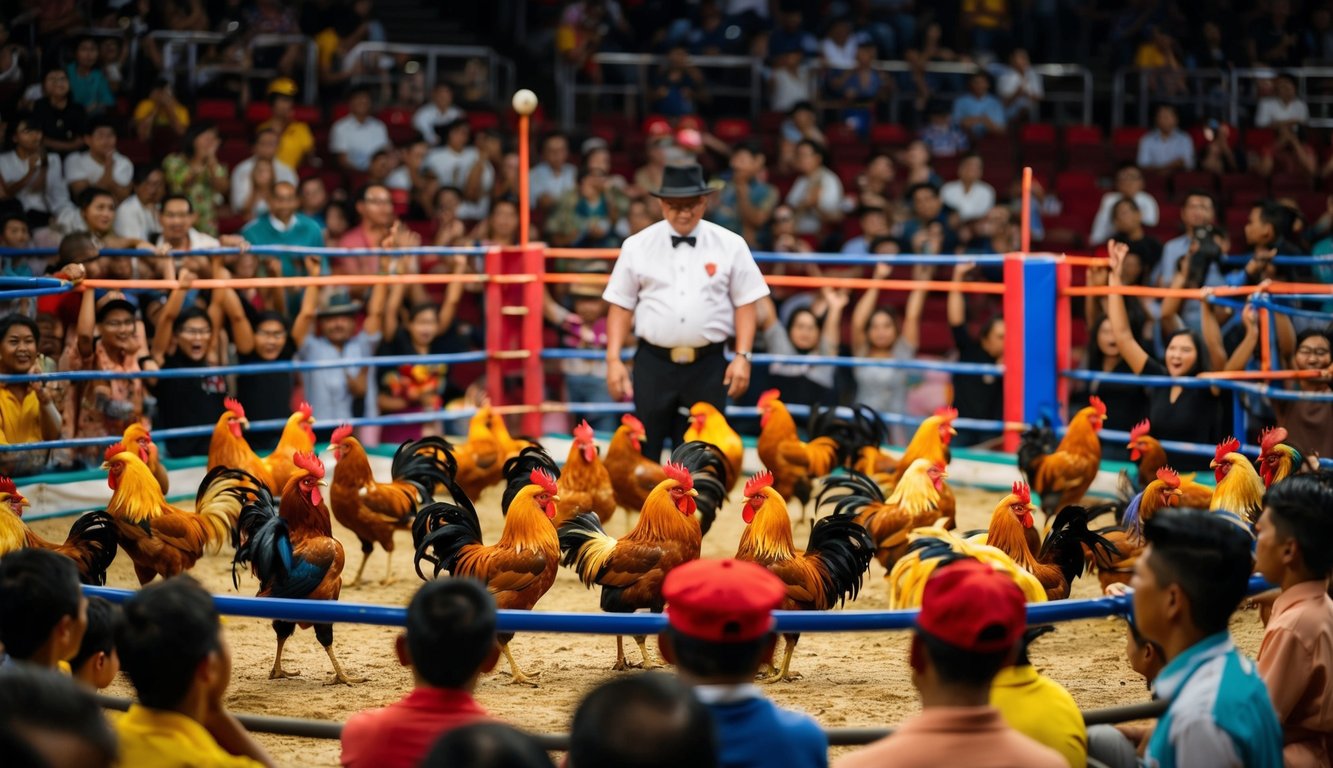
[639,341,724,365]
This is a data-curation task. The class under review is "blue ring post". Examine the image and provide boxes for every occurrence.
[1022,255,1060,430]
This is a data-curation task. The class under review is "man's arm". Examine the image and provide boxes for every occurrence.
[605,303,634,401]
[724,300,756,398]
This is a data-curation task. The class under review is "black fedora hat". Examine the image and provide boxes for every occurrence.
[650,164,717,198]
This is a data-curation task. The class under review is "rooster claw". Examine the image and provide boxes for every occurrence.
[269,667,301,680]
[508,671,541,687]
[324,672,366,686]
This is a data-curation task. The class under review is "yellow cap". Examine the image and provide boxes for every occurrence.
[267,77,298,97]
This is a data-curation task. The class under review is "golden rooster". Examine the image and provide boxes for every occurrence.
[451,405,505,501]
[328,425,456,586]
[756,390,845,515]
[0,477,118,584]
[414,466,561,686]
[1124,419,1212,507]
[488,407,533,462]
[820,460,948,572]
[604,414,666,515]
[102,443,249,584]
[1210,437,1264,532]
[1257,426,1304,489]
[887,527,1049,608]
[735,471,873,681]
[560,445,726,670]
[266,401,317,496]
[1093,467,1183,593]
[504,426,616,526]
[684,401,744,492]
[206,398,277,492]
[122,423,168,494]
[1018,396,1106,520]
[891,407,958,485]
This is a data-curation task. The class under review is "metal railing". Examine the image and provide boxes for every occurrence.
[192,34,318,106]
[343,42,516,108]
[1110,67,1230,129]
[1228,67,1333,128]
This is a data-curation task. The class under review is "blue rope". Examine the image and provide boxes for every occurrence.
[0,276,66,288]
[0,351,489,384]
[0,286,75,300]
[1220,254,1333,266]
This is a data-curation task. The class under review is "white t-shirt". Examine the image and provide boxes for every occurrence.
[821,36,861,70]
[0,151,71,215]
[156,228,221,250]
[529,162,577,209]
[229,156,298,212]
[412,102,464,145]
[1255,97,1309,128]
[423,145,493,219]
[603,218,770,348]
[114,194,160,241]
[940,179,997,221]
[786,167,843,235]
[997,68,1044,100]
[63,151,134,190]
[770,65,814,113]
[329,115,390,171]
[1088,191,1160,245]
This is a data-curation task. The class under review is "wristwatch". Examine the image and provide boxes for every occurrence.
[736,350,752,362]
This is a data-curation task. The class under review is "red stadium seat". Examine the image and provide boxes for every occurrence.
[218,140,249,167]
[871,123,910,147]
[330,103,350,121]
[757,111,787,134]
[245,102,273,123]
[1111,126,1148,147]
[1021,123,1056,144]
[834,161,861,189]
[120,137,151,166]
[196,99,237,121]
[379,107,413,127]
[1244,128,1276,153]
[1219,172,1266,205]
[1271,172,1313,195]
[713,118,751,143]
[292,105,321,123]
[468,111,500,131]
[1054,170,1098,196]
[1062,124,1104,147]
[1170,170,1216,197]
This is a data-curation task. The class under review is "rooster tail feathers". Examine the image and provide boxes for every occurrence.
[1017,421,1055,487]
[195,465,260,552]
[558,512,618,586]
[411,501,484,580]
[232,496,291,591]
[816,470,886,515]
[805,511,874,607]
[64,510,119,585]
[669,441,728,535]
[500,445,561,516]
[391,436,457,506]
[1039,505,1121,583]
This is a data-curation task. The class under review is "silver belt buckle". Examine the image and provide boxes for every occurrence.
[670,346,697,364]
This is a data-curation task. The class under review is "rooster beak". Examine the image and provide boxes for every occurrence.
[551,494,560,502]
[687,488,698,497]
[317,480,327,487]
[99,462,110,471]
[241,419,251,430]
[939,470,949,479]
[949,427,957,436]
[16,497,28,508]
[1209,459,1218,469]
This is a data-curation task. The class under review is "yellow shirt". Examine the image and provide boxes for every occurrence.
[991,665,1088,768]
[259,119,314,170]
[0,386,43,445]
[115,705,265,768]
[133,100,191,130]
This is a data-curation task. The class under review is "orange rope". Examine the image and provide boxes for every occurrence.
[1199,369,1324,381]
[83,273,487,290]
[1062,255,1111,267]
[542,272,1007,293]
[1065,284,1258,299]
[545,247,620,259]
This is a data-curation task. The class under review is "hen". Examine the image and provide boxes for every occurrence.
[207,398,277,492]
[735,470,873,682]
[684,401,745,492]
[1019,396,1106,521]
[1210,437,1264,532]
[1256,426,1304,489]
[328,425,456,586]
[0,477,118,584]
[229,452,363,684]
[265,401,318,496]
[503,426,616,526]
[756,390,847,515]
[122,423,168,494]
[1092,467,1183,593]
[604,414,666,515]
[413,465,561,686]
[1125,419,1213,508]
[819,460,947,572]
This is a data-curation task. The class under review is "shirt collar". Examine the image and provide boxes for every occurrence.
[991,664,1040,688]
[399,686,488,713]
[269,214,293,232]
[693,683,764,705]
[1152,631,1233,702]
[1271,580,1331,620]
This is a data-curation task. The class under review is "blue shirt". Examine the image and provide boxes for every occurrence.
[241,213,328,277]
[695,685,828,768]
[296,330,381,423]
[1146,632,1283,768]
[65,64,114,113]
[951,94,1007,136]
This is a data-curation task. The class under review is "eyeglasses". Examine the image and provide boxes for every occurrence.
[364,197,393,205]
[1296,346,1331,358]
[178,327,211,338]
[101,319,135,330]
[257,329,287,338]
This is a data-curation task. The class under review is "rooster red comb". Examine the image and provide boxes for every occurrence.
[224,397,245,419]
[573,420,594,442]
[530,468,558,495]
[1129,419,1151,442]
[663,462,694,491]
[934,406,958,422]
[1089,396,1106,418]
[1215,437,1241,463]
[104,443,127,461]
[331,423,354,444]
[0,476,16,495]
[743,471,774,498]
[297,401,313,420]
[758,389,782,407]
[621,414,645,432]
[1260,426,1289,453]
[1156,466,1181,488]
[294,451,324,480]
[1010,481,1031,505]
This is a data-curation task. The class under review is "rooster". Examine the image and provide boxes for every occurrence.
[605,414,667,515]
[451,405,506,502]
[1210,437,1264,532]
[560,443,726,670]
[0,477,118,584]
[1019,396,1106,521]
[413,466,561,686]
[1257,426,1304,489]
[1124,420,1213,508]
[102,443,248,584]
[229,452,363,685]
[1093,467,1183,593]
[265,402,317,496]
[819,461,948,572]
[882,407,958,524]
[735,471,873,682]
[207,398,277,492]
[886,527,1049,608]
[122,423,168,494]
[503,427,616,526]
[328,425,456,586]
[684,402,744,492]
[756,391,846,516]
[488,407,534,462]
[848,405,898,486]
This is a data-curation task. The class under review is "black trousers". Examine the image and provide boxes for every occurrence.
[632,346,727,460]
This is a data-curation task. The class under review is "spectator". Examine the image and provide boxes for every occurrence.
[552,280,614,431]
[424,119,493,221]
[0,664,117,768]
[259,77,315,170]
[0,314,62,473]
[952,72,1006,138]
[331,86,391,174]
[854,152,897,210]
[70,596,121,691]
[756,288,846,408]
[1086,618,1168,767]
[997,48,1042,122]
[990,626,1088,768]
[0,112,72,229]
[1137,105,1195,172]
[232,309,295,452]
[709,140,777,246]
[386,139,428,194]
[365,148,397,189]
[633,135,671,202]
[569,673,718,768]
[162,123,229,236]
[851,261,927,445]
[899,139,943,188]
[157,194,221,251]
[414,81,463,146]
[461,128,502,221]
[0,547,86,669]
[1130,509,1283,767]
[132,78,190,142]
[919,102,969,158]
[1199,122,1239,175]
[966,205,1020,258]
[298,175,328,227]
[652,45,706,117]
[785,140,843,236]
[341,579,498,768]
[1303,7,1333,62]
[836,560,1065,768]
[1073,314,1142,463]
[777,101,826,175]
[947,262,1005,446]
[529,132,576,212]
[431,186,467,247]
[1256,75,1308,131]
[1088,164,1159,245]
[65,115,132,203]
[292,266,388,432]
[1248,0,1299,67]
[99,36,124,94]
[421,722,552,768]
[1253,76,1316,178]
[62,285,147,468]
[827,39,887,135]
[61,185,156,252]
[30,67,86,155]
[940,153,996,223]
[901,183,956,248]
[114,576,276,768]
[769,41,815,113]
[242,181,325,274]
[230,128,298,216]
[546,165,628,249]
[1152,191,1220,289]
[336,184,421,288]
[839,205,888,255]
[65,36,114,114]
[1108,197,1162,270]
[1135,27,1187,100]
[820,17,862,70]
[1268,329,1333,459]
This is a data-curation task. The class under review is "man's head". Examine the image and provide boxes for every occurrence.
[160,194,196,241]
[42,67,70,100]
[116,576,229,711]
[0,548,87,665]
[11,112,42,153]
[70,596,121,691]
[1113,164,1144,196]
[1010,47,1030,70]
[541,132,569,168]
[269,180,299,223]
[74,36,99,69]
[132,165,165,204]
[268,77,296,118]
[909,559,1025,694]
[77,187,117,236]
[0,212,28,248]
[1123,617,1166,687]
[430,80,455,110]
[355,183,395,229]
[793,139,827,175]
[1180,190,1216,229]
[569,674,717,768]
[908,182,942,221]
[1131,509,1253,653]
[1245,200,1292,248]
[347,86,372,119]
[398,579,499,690]
[1292,328,1332,373]
[252,128,279,161]
[968,72,991,97]
[866,151,894,183]
[1276,74,1298,102]
[958,152,983,183]
[368,148,395,182]
[58,232,99,272]
[95,295,138,353]
[299,176,327,213]
[659,559,786,681]
[443,118,471,150]
[729,140,766,176]
[0,665,117,768]
[1256,474,1333,584]
[421,722,552,768]
[857,205,890,238]
[1154,104,1179,134]
[83,116,118,158]
[0,314,40,374]
[1112,196,1142,233]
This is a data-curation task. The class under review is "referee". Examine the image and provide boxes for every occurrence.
[603,164,770,459]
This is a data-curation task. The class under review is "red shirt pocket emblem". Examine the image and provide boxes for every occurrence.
[705,263,717,277]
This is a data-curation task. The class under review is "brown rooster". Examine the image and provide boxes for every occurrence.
[122,423,168,494]
[266,401,317,495]
[328,424,456,586]
[207,398,277,491]
[756,390,845,515]
[820,459,947,572]
[504,424,616,526]
[1125,419,1213,507]
[1019,396,1106,520]
[0,477,118,584]
[1093,467,1183,593]
[604,414,666,515]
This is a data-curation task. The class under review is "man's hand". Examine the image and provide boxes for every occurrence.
[304,254,322,276]
[723,357,750,399]
[29,363,53,406]
[606,358,633,401]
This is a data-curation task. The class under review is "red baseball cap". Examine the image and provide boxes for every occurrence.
[916,559,1026,653]
[664,559,786,643]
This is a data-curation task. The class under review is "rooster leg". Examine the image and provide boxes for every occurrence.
[269,622,300,679]
[757,634,802,683]
[316,625,366,685]
[379,548,396,586]
[633,635,662,670]
[347,539,373,588]
[612,636,629,671]
[501,641,540,687]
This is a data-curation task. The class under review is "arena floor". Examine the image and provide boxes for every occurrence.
[29,479,1267,766]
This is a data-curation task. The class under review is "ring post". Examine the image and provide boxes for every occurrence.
[1004,253,1060,451]
[1055,256,1073,413]
[1003,252,1025,452]
[512,89,538,247]
[484,245,546,438]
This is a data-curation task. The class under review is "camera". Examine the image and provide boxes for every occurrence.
[1186,225,1221,286]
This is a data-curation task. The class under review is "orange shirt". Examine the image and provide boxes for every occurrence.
[834,706,1066,768]
[1258,580,1333,768]
[339,687,488,768]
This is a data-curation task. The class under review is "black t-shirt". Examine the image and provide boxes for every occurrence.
[236,345,295,452]
[951,322,1004,428]
[152,351,228,458]
[30,98,87,152]
[1073,359,1144,462]
[1142,357,1227,472]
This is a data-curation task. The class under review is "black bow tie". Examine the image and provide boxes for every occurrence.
[671,235,696,248]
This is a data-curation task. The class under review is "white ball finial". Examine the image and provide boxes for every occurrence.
[511,89,539,116]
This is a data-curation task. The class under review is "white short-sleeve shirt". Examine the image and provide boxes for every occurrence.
[329,116,390,171]
[64,151,134,189]
[603,218,770,348]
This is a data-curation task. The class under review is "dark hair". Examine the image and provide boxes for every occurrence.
[569,673,718,768]
[1263,474,1333,577]
[57,232,98,267]
[252,310,289,332]
[84,114,118,136]
[420,723,552,768]
[663,626,770,678]
[788,100,815,115]
[406,580,497,688]
[907,182,939,201]
[1014,624,1055,666]
[1112,196,1141,216]
[348,84,373,100]
[796,138,828,165]
[405,302,439,323]
[132,163,161,185]
[116,576,222,710]
[980,316,1004,343]
[785,307,821,353]
[1124,615,1165,660]
[70,596,120,671]
[172,306,212,335]
[1161,328,1208,375]
[868,235,901,254]
[917,630,1012,686]
[864,306,899,342]
[733,138,765,157]
[0,314,40,347]
[0,665,117,764]
[161,193,193,213]
[76,186,114,210]
[1180,189,1217,213]
[355,184,389,203]
[181,121,217,156]
[0,549,82,660]
[1295,327,1331,350]
[1254,199,1294,244]
[1142,509,1253,634]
